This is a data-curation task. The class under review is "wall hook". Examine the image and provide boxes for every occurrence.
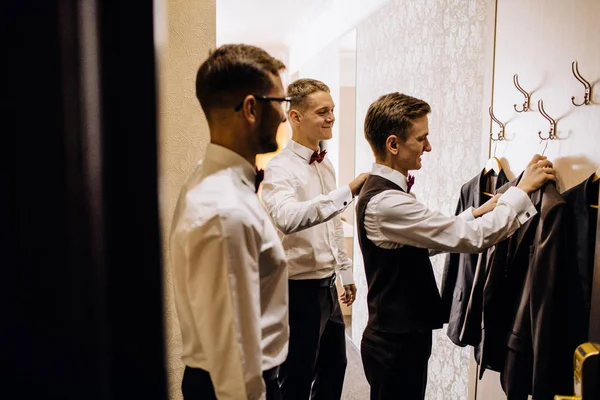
[537,99,557,141]
[512,74,531,112]
[489,106,505,141]
[571,60,591,106]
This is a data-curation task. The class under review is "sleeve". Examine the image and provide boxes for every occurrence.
[261,163,353,234]
[333,216,354,285]
[376,186,537,254]
[186,212,265,400]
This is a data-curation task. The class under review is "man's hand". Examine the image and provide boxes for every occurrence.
[349,173,370,197]
[472,194,501,218]
[517,154,556,194]
[340,284,357,306]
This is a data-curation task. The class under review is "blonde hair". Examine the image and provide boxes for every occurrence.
[287,78,330,111]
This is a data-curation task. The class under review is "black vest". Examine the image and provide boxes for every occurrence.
[356,175,444,333]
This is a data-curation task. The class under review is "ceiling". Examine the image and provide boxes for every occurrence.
[217,0,333,48]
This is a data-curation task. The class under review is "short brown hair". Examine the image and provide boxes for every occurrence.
[364,93,431,158]
[195,44,285,118]
[287,78,330,111]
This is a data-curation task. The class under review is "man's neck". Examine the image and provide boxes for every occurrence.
[376,159,408,177]
[291,133,320,151]
[210,134,256,167]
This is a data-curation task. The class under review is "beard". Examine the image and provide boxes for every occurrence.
[255,116,280,154]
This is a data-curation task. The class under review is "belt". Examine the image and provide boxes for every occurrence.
[318,273,337,288]
[289,274,337,288]
[185,365,280,381]
[262,366,279,381]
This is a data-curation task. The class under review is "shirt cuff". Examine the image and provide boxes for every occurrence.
[332,185,353,211]
[339,268,354,286]
[458,208,475,222]
[499,187,537,224]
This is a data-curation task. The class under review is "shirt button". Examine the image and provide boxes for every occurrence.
[525,212,530,217]
[343,201,347,206]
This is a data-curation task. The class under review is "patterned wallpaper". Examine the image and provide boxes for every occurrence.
[157,0,216,398]
[353,0,494,398]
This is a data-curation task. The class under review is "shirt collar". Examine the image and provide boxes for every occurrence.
[204,143,256,189]
[371,162,409,192]
[287,140,319,162]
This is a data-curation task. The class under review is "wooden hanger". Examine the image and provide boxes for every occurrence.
[484,156,502,175]
[482,157,503,197]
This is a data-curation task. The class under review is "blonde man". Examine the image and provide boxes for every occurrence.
[261,78,368,400]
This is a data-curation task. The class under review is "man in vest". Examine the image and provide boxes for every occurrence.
[356,92,555,399]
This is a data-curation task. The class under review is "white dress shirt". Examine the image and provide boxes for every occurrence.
[364,163,537,252]
[169,144,288,400]
[261,140,354,285]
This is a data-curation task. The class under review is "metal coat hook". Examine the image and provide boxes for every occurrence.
[489,106,505,141]
[537,99,557,142]
[513,74,531,112]
[571,60,591,106]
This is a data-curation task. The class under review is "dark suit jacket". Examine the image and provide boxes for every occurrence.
[476,177,574,399]
[562,173,599,338]
[441,169,508,346]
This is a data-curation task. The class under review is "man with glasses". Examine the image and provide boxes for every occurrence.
[170,44,291,400]
[261,78,369,399]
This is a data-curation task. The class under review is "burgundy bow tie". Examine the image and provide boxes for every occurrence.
[407,174,415,193]
[309,149,327,164]
[255,168,264,193]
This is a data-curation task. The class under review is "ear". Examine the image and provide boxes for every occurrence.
[241,95,258,123]
[288,109,301,125]
[386,135,399,155]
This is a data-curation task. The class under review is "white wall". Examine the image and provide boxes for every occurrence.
[156,0,216,398]
[476,0,600,397]
[297,43,342,183]
[288,0,391,72]
[353,0,497,398]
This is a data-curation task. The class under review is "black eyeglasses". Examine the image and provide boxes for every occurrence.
[234,95,293,113]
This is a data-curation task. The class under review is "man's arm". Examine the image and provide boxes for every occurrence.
[185,212,265,400]
[261,165,352,234]
[373,186,536,254]
[374,154,554,253]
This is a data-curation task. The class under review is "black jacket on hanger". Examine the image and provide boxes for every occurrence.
[476,176,573,399]
[561,173,599,340]
[441,169,509,346]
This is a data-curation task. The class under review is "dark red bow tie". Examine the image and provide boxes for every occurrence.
[407,174,415,193]
[309,149,327,164]
[255,168,264,193]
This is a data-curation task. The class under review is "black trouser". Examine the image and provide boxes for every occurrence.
[182,365,281,400]
[279,275,347,400]
[361,326,432,400]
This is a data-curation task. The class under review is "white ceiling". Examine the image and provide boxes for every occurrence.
[217,0,333,48]
[217,0,390,72]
